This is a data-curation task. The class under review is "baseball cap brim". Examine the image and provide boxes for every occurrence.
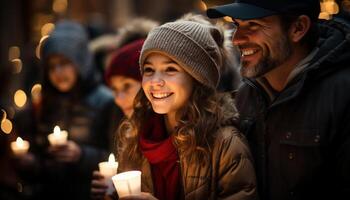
[207,3,277,20]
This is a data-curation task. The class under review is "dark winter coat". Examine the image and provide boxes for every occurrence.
[235,20,350,200]
[117,126,257,200]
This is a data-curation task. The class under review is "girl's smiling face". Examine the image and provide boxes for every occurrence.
[142,52,194,118]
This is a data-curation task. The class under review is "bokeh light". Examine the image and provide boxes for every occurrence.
[36,35,49,59]
[41,23,55,36]
[323,1,339,15]
[319,11,331,20]
[53,0,68,13]
[198,0,207,11]
[1,110,12,134]
[31,84,42,104]
[1,109,6,122]
[11,58,23,74]
[1,118,12,134]
[14,90,27,108]
[8,46,20,61]
[223,16,233,22]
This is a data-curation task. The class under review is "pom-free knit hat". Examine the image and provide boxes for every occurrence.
[139,20,223,88]
[105,39,144,85]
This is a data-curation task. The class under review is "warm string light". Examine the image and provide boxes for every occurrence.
[1,109,13,134]
[319,0,339,20]
[31,84,42,104]
[197,0,207,11]
[53,0,68,13]
[14,90,27,108]
[11,58,22,74]
[36,35,49,59]
[8,46,20,61]
[41,23,55,36]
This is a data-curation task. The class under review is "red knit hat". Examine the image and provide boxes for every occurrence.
[105,39,144,85]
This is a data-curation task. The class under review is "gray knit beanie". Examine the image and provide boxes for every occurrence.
[139,20,223,88]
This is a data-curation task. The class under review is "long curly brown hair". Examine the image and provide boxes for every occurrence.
[117,80,238,166]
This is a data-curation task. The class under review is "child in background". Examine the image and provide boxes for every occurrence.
[13,20,115,200]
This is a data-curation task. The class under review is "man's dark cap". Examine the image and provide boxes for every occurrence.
[206,0,320,20]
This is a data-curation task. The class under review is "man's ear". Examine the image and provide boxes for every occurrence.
[289,15,311,43]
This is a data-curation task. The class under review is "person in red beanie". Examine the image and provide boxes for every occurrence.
[104,39,144,118]
[91,39,144,200]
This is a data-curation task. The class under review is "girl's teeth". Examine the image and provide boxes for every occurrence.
[152,93,171,99]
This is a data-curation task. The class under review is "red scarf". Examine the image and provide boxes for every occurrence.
[139,113,181,200]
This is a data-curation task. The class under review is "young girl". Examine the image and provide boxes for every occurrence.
[115,19,257,200]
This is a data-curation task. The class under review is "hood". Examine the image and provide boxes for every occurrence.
[41,20,98,86]
[306,20,350,80]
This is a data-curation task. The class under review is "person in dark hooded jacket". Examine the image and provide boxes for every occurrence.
[13,20,115,200]
[207,0,350,200]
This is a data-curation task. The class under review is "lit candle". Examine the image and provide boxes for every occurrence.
[11,137,30,156]
[112,170,141,198]
[99,153,119,194]
[99,153,119,177]
[48,125,68,146]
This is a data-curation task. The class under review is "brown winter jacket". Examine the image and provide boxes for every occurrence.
[117,126,258,200]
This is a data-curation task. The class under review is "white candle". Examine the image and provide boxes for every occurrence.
[99,153,119,195]
[11,137,30,155]
[48,125,68,146]
[99,153,119,178]
[112,170,141,198]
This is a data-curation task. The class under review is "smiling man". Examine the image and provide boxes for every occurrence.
[207,0,350,200]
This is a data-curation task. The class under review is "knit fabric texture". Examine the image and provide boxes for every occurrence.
[105,39,144,84]
[139,20,223,88]
[41,20,94,81]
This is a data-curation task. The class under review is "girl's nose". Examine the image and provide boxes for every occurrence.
[150,73,165,87]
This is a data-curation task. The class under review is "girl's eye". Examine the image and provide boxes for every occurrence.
[166,66,178,73]
[143,66,154,74]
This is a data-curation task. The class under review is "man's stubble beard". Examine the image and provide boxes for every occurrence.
[240,34,293,79]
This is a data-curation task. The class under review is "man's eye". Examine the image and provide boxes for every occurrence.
[248,22,261,30]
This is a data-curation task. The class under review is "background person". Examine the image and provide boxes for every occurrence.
[13,20,115,200]
[90,39,144,200]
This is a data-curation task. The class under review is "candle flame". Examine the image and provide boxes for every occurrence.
[16,137,24,147]
[54,125,61,136]
[108,153,115,163]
